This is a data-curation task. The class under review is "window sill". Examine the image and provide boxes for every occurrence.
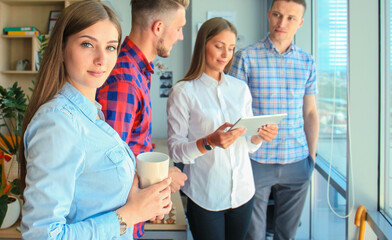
[315,156,392,239]
[315,156,347,198]
[367,211,392,240]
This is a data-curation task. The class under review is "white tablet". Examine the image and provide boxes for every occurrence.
[230,113,287,136]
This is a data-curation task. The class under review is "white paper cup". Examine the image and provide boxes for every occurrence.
[136,152,170,189]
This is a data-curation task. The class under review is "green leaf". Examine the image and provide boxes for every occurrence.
[0,195,8,227]
[0,133,15,153]
[0,81,28,154]
[9,179,20,195]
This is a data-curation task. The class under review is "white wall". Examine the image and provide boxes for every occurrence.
[103,0,131,41]
[347,0,379,239]
[190,0,268,52]
[294,0,312,53]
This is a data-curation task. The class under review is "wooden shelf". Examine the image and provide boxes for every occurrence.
[0,219,21,239]
[2,34,50,39]
[1,70,38,74]
[2,35,37,39]
[0,0,67,92]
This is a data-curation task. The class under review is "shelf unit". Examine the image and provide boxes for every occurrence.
[0,0,79,92]
[1,35,39,74]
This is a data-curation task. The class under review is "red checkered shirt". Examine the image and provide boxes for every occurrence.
[96,36,154,238]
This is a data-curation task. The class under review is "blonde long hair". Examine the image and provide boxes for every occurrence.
[19,0,122,191]
[182,17,237,82]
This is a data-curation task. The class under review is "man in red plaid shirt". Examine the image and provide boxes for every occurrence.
[96,0,189,238]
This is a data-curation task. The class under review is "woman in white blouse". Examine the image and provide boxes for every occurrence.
[166,17,278,240]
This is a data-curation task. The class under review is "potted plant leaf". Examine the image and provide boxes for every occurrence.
[0,154,21,228]
[0,82,27,228]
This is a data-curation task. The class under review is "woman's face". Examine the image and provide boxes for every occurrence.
[63,19,119,100]
[204,29,236,80]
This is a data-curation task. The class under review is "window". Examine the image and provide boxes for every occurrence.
[380,0,392,221]
[311,171,346,239]
[315,0,348,177]
[313,0,348,236]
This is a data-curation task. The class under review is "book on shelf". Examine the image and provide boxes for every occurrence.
[3,26,39,33]
[6,31,39,36]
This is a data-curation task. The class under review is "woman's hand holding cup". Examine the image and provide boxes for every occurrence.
[117,152,172,226]
[118,175,172,226]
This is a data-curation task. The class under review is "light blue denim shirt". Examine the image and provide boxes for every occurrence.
[22,82,135,240]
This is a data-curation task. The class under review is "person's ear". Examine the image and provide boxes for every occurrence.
[152,20,164,37]
[298,18,304,28]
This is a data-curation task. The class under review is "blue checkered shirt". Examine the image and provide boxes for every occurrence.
[230,34,317,164]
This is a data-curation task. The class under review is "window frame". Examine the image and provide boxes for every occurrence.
[380,0,392,224]
[379,0,387,216]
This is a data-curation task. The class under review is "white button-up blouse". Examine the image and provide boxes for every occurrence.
[167,73,261,211]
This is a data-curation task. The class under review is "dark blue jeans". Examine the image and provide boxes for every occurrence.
[186,196,254,240]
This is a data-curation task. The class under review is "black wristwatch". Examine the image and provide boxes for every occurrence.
[203,137,214,151]
[114,210,127,235]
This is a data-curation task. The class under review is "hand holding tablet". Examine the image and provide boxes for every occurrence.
[230,113,287,136]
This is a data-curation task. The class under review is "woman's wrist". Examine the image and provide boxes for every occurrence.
[206,134,215,148]
[251,134,263,145]
[196,138,208,154]
[117,205,138,227]
[197,134,215,154]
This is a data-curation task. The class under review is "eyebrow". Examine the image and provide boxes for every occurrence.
[216,40,236,46]
[272,10,299,18]
[79,35,118,44]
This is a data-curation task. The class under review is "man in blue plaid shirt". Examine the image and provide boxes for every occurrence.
[230,0,319,239]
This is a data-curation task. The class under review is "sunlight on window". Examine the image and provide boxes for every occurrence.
[312,171,346,239]
[315,0,348,177]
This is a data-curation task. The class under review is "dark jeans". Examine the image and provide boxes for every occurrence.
[186,196,254,240]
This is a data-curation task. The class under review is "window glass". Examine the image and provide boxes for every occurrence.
[315,0,348,177]
[311,171,346,239]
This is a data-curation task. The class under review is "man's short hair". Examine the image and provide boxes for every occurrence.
[131,0,189,27]
[271,0,306,13]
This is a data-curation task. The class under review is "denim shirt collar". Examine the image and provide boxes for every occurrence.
[263,33,296,55]
[59,82,100,122]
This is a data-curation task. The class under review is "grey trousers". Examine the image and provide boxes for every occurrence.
[246,156,314,240]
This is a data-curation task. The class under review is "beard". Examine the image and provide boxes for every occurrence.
[156,37,170,58]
